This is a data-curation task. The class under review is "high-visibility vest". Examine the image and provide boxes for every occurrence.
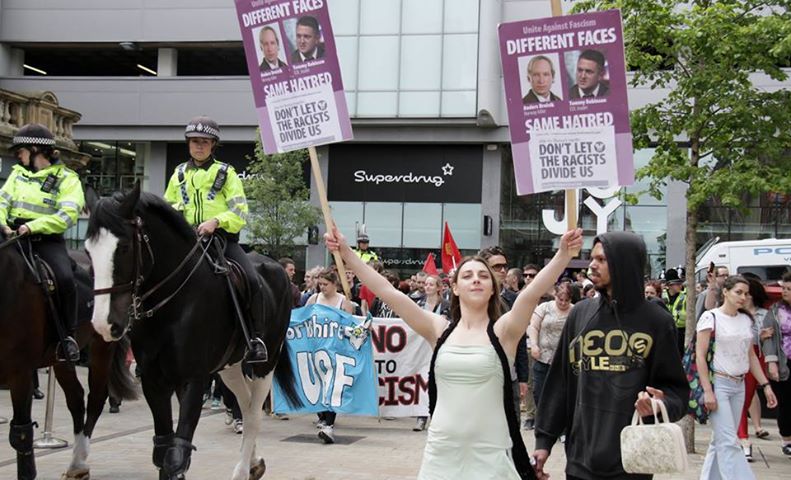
[0,163,84,235]
[669,290,687,328]
[164,158,248,234]
[354,248,379,263]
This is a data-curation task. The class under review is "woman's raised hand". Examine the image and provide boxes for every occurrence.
[323,224,347,253]
[559,228,584,256]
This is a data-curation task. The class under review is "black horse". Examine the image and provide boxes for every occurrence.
[0,230,137,480]
[84,184,300,480]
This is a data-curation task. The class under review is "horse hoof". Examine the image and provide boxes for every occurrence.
[159,472,185,480]
[248,458,266,480]
[61,468,90,480]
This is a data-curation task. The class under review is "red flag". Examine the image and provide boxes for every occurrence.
[441,222,462,274]
[422,252,439,276]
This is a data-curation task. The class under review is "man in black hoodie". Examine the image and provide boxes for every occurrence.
[533,232,689,480]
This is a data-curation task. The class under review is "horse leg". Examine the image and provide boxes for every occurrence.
[83,338,113,438]
[141,377,175,479]
[161,380,204,480]
[244,375,271,480]
[7,371,37,480]
[52,363,89,480]
[221,366,272,480]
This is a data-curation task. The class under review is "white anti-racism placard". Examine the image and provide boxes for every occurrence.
[371,317,433,418]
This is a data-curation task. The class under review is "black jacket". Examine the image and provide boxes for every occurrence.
[534,232,689,479]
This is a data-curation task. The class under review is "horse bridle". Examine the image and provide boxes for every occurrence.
[93,216,211,329]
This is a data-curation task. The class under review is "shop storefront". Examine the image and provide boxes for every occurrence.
[323,143,486,275]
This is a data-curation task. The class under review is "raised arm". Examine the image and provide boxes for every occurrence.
[496,229,582,351]
[325,225,446,346]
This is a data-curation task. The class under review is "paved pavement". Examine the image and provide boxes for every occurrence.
[1,367,790,479]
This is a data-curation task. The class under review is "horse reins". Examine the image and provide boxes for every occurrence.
[0,231,27,251]
[93,216,212,326]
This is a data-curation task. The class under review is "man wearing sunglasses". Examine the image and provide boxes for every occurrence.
[523,264,539,285]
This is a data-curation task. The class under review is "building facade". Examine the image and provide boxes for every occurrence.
[1,0,788,276]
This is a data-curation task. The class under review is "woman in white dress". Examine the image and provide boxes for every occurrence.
[325,225,582,480]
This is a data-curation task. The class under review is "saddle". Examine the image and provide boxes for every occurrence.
[20,247,93,326]
[203,242,253,310]
[226,259,251,307]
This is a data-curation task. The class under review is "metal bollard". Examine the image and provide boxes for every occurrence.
[33,366,68,449]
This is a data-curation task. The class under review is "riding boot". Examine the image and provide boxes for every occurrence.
[56,293,80,363]
[9,421,37,480]
[244,287,268,364]
[246,336,268,363]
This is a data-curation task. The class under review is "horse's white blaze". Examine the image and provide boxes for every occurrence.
[85,228,119,342]
[68,432,90,472]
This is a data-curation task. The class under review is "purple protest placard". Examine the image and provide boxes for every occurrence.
[498,10,633,195]
[234,0,353,154]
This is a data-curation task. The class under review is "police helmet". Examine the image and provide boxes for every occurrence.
[357,233,370,243]
[663,267,684,285]
[184,116,220,141]
[12,123,56,150]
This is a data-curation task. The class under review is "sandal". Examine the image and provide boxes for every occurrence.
[755,429,770,439]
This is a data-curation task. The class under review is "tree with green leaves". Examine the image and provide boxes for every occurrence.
[575,0,791,451]
[243,135,319,259]
[576,0,791,327]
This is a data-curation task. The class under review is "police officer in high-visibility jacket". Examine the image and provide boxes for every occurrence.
[0,124,83,362]
[164,116,267,363]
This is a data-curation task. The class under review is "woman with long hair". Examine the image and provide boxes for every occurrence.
[697,275,778,479]
[325,225,582,479]
[737,277,775,460]
[417,275,450,317]
[527,282,574,411]
[305,268,354,444]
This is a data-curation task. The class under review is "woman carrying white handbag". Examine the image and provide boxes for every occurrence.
[696,275,778,480]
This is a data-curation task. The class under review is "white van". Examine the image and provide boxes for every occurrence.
[695,237,791,283]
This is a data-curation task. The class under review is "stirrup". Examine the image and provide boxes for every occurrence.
[245,338,268,364]
[56,336,80,363]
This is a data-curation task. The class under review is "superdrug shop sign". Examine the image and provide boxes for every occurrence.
[328,144,482,203]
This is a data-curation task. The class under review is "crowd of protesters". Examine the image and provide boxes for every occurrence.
[92,228,790,479]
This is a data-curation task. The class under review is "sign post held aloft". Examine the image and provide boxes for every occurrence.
[498,2,635,254]
[233,0,354,297]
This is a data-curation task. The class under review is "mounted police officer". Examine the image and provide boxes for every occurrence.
[163,116,267,363]
[0,123,83,362]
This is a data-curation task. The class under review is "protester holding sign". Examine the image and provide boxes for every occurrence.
[325,224,583,480]
[305,268,354,444]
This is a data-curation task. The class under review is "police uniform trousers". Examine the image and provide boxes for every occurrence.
[219,232,265,337]
[29,234,78,332]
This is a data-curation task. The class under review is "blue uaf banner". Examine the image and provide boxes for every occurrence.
[273,304,378,415]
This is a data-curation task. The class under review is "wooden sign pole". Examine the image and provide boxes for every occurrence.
[308,146,352,299]
[550,0,580,253]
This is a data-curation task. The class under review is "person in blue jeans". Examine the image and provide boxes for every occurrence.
[696,275,778,480]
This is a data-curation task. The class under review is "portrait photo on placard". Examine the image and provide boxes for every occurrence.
[254,23,289,73]
[564,49,610,99]
[284,15,326,64]
[518,52,564,105]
